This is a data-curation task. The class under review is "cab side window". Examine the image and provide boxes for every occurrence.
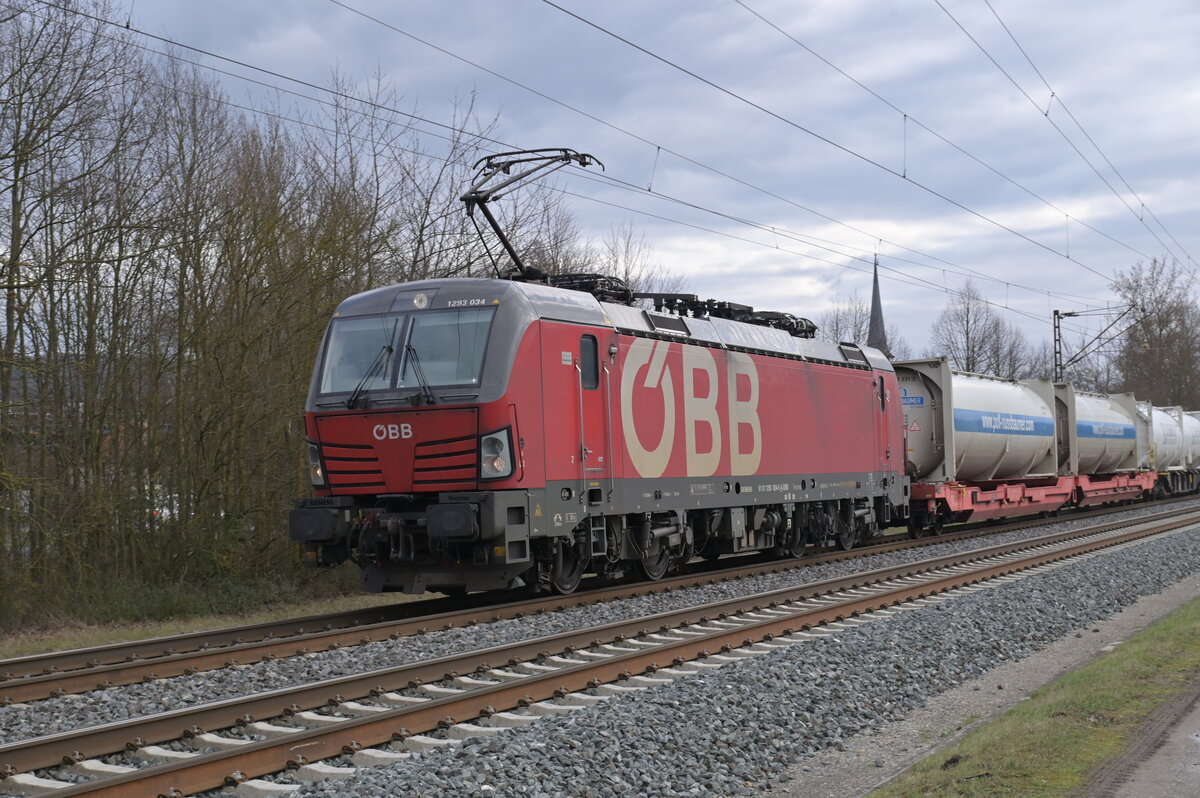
[580,335,599,390]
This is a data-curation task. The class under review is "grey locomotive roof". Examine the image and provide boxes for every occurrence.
[335,277,892,371]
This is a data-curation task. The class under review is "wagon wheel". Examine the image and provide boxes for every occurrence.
[637,540,671,580]
[908,513,942,539]
[550,535,589,594]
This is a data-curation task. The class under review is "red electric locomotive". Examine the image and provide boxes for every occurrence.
[290,275,909,593]
[289,149,909,594]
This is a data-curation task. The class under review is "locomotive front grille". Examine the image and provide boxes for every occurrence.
[320,441,387,489]
[413,434,478,488]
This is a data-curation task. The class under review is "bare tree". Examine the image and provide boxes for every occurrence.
[1026,338,1054,381]
[887,326,912,359]
[990,317,1031,379]
[0,0,153,620]
[1112,258,1200,407]
[817,290,911,357]
[817,291,870,345]
[927,280,1030,378]
[514,197,590,276]
[591,222,685,295]
[0,3,683,627]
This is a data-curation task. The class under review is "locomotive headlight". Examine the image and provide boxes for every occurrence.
[307,441,327,487]
[479,428,514,479]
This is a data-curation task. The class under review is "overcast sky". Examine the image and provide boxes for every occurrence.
[129,0,1200,354]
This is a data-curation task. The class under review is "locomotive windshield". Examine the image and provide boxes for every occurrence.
[318,308,495,396]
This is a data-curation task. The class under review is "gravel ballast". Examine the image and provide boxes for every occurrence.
[0,504,1195,782]
[277,523,1200,798]
[1,501,1195,747]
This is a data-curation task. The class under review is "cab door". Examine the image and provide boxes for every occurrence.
[576,332,612,506]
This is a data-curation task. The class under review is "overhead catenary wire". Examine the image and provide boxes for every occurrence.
[32,0,514,153]
[18,6,934,297]
[733,0,1157,264]
[980,0,1194,267]
[323,0,1118,307]
[935,0,1193,269]
[539,0,1116,281]
[552,179,1073,329]
[29,0,1114,338]
[1061,306,1135,371]
[568,166,1110,315]
[36,0,1118,317]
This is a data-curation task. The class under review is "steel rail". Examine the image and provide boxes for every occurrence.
[4,496,1184,687]
[0,536,904,682]
[2,503,1193,704]
[6,495,1176,683]
[33,509,1196,797]
[4,507,1196,789]
[0,602,447,681]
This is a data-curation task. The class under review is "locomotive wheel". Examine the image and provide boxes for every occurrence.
[835,517,860,550]
[550,537,589,594]
[787,527,808,558]
[637,542,671,580]
[673,535,695,568]
[836,526,860,550]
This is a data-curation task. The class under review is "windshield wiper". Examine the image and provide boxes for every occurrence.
[346,321,398,409]
[404,344,437,406]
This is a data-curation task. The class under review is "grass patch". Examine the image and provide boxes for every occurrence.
[0,564,428,659]
[869,595,1200,798]
[0,589,412,660]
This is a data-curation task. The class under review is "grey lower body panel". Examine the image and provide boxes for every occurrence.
[533,470,908,537]
[317,469,908,593]
[360,560,532,593]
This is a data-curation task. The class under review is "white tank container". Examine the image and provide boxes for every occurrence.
[1187,412,1200,468]
[1140,403,1184,471]
[895,358,1057,483]
[1053,386,1140,475]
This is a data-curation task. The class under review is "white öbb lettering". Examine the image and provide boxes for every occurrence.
[620,339,762,479]
[373,423,414,440]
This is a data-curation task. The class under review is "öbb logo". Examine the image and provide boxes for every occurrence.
[619,339,762,479]
[372,423,413,440]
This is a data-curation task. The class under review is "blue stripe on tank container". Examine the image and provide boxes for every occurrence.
[953,408,1054,437]
[1075,421,1135,440]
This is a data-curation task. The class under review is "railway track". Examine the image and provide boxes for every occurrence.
[2,505,1196,797]
[1,498,1192,706]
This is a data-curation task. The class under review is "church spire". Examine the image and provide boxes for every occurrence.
[867,254,892,358]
